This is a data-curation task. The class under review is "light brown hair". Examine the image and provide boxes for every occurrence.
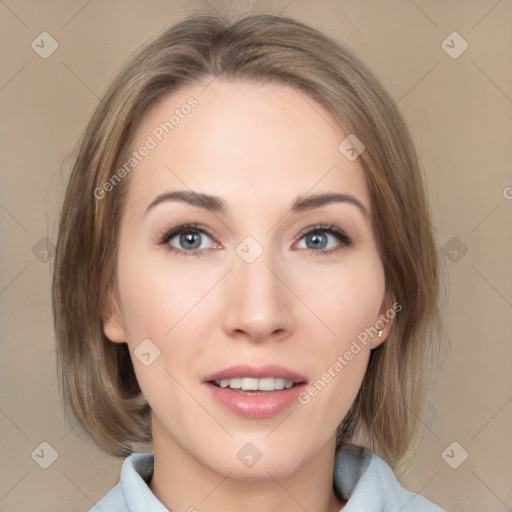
[53,13,440,464]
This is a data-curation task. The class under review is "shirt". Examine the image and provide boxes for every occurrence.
[90,445,445,511]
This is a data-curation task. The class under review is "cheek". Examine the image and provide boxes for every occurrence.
[297,254,386,342]
[295,255,384,411]
[116,248,218,342]
[115,250,210,422]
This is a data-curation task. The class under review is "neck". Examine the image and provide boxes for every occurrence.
[149,416,345,512]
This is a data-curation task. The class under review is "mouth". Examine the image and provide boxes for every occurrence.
[203,365,308,419]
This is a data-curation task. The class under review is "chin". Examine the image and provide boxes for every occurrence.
[211,455,305,482]
[194,434,320,482]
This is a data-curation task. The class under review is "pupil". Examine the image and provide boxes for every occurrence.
[181,232,201,249]
[307,233,327,249]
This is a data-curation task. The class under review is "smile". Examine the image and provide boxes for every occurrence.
[204,365,308,419]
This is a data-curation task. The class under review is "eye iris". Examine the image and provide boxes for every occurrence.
[307,233,327,249]
[180,231,201,249]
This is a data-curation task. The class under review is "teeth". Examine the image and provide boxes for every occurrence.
[215,377,296,391]
[259,377,276,391]
[241,378,258,390]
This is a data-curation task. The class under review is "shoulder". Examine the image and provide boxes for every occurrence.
[89,453,167,512]
[334,445,445,511]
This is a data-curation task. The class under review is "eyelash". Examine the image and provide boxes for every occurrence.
[157,223,353,257]
[297,224,353,254]
[157,223,217,257]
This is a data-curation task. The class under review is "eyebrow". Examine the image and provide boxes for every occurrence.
[144,190,368,218]
[291,192,368,217]
[145,190,226,215]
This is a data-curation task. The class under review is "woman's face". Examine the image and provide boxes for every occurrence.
[104,79,391,478]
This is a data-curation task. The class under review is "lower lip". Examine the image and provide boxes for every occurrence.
[205,383,306,419]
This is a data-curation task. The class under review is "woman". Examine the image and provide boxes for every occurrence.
[53,13,443,511]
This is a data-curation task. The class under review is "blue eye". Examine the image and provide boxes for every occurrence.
[296,225,352,254]
[159,224,218,256]
[171,231,209,251]
[299,232,334,250]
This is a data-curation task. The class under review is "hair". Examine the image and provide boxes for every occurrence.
[52,12,440,464]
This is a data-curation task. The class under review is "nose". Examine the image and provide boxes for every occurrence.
[221,248,296,343]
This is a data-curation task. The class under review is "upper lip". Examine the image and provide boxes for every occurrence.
[203,365,307,384]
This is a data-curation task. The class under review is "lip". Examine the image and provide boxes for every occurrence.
[203,365,308,420]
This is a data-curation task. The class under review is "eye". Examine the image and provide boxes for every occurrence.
[158,223,220,256]
[295,224,352,254]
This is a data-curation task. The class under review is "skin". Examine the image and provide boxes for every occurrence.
[103,79,393,512]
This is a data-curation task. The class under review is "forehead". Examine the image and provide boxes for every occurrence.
[123,79,370,215]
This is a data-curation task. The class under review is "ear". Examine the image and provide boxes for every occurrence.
[102,287,127,343]
[370,291,397,349]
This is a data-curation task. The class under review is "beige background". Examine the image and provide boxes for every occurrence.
[1,0,511,510]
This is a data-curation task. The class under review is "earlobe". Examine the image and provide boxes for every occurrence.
[371,291,396,349]
[102,288,127,343]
